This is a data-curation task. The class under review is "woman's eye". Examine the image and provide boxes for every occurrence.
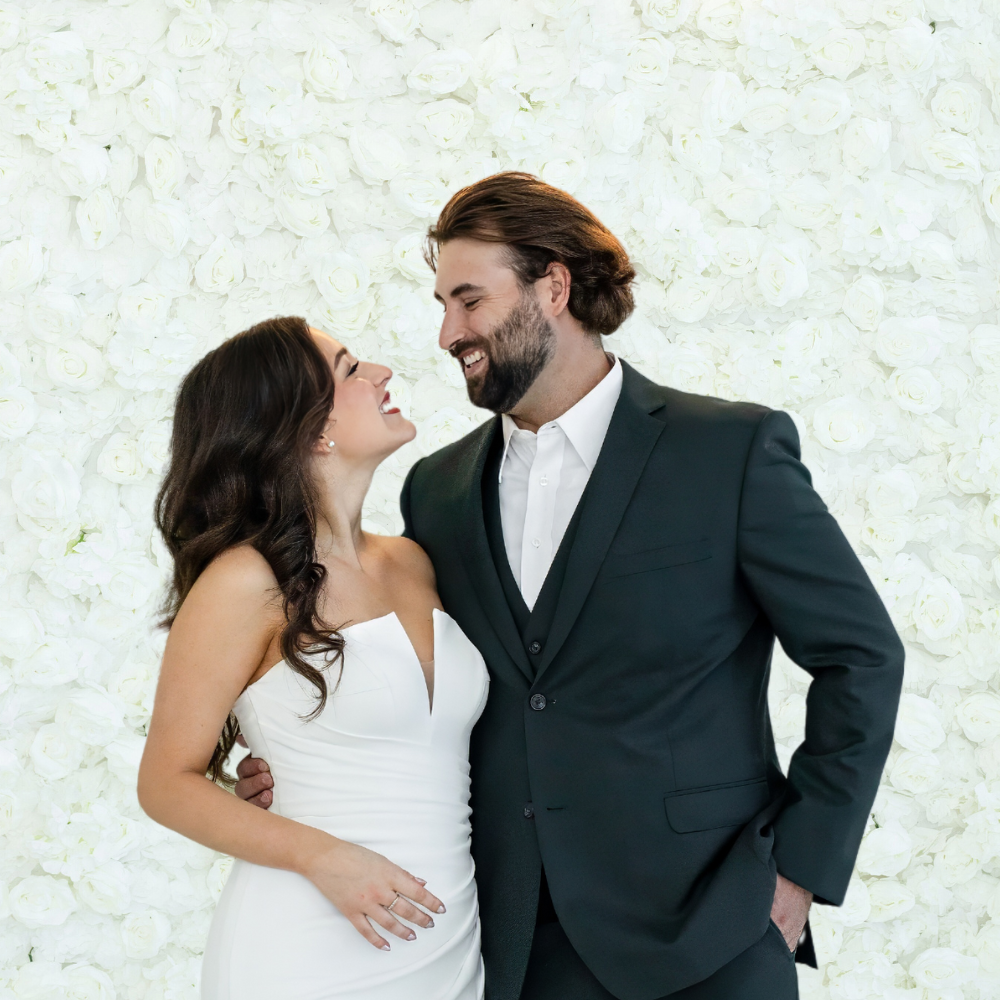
[347,361,359,376]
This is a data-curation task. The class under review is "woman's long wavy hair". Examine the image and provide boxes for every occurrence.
[155,315,345,784]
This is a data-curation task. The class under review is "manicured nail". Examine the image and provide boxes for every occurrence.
[415,878,426,885]
[407,931,416,941]
[437,905,446,914]
[427,919,434,928]
[381,944,390,951]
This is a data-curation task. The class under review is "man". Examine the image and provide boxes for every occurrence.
[236,172,904,999]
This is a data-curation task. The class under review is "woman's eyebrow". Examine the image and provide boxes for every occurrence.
[332,347,348,371]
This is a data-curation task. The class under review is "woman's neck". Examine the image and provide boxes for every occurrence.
[312,464,375,566]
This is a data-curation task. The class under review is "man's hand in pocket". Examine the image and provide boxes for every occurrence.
[770,872,812,952]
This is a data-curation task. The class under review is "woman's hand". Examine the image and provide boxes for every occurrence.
[304,838,446,951]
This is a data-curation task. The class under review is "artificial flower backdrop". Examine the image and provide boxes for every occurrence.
[1,0,999,997]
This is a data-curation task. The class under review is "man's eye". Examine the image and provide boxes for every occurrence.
[465,299,480,309]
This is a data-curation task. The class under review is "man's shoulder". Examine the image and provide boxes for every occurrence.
[412,415,496,481]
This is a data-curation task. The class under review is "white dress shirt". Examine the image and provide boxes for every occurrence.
[498,355,623,610]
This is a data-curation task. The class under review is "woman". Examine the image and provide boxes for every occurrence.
[137,316,488,1000]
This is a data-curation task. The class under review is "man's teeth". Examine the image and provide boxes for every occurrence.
[463,350,485,368]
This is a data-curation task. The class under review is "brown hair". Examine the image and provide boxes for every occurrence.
[155,316,345,784]
[424,171,636,336]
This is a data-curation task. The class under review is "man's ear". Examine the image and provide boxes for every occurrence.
[543,261,572,315]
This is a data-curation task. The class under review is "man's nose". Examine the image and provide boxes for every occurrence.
[438,308,464,353]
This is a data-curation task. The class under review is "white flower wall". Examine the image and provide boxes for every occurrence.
[0,0,999,996]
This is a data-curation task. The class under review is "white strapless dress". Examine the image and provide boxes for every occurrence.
[201,609,489,1000]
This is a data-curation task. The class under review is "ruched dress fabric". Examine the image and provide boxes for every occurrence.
[201,609,490,1000]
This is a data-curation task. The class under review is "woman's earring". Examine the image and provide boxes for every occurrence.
[327,439,335,449]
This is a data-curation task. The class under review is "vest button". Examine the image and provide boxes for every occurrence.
[530,693,547,711]
[524,804,534,819]
[528,641,542,654]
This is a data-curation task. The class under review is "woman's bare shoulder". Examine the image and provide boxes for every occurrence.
[188,544,282,608]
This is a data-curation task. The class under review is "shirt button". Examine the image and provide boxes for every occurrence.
[524,804,534,819]
[530,693,547,711]
[540,476,548,486]
[528,641,542,655]
[532,538,540,548]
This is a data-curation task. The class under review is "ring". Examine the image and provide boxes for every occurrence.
[386,893,401,914]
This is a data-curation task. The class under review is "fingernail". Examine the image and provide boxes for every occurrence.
[415,878,426,885]
[407,931,416,941]
[262,775,272,787]
[381,944,390,951]
[437,905,446,914]
[427,919,435,928]
[259,762,269,772]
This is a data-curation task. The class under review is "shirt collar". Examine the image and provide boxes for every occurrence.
[498,354,622,481]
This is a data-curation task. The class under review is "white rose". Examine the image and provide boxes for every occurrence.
[53,143,111,197]
[886,18,936,79]
[75,861,130,915]
[93,50,143,95]
[626,32,674,86]
[0,386,38,439]
[9,875,76,927]
[64,965,116,1000]
[983,173,1000,225]
[167,12,227,57]
[665,273,715,323]
[594,92,646,153]
[195,235,245,293]
[709,169,771,225]
[828,874,871,926]
[934,833,984,886]
[701,70,745,136]
[287,141,337,196]
[954,692,1000,744]
[756,242,809,307]
[841,117,892,174]
[812,396,875,453]
[143,136,184,200]
[788,79,851,135]
[143,199,191,257]
[910,231,957,280]
[856,823,912,876]
[407,50,473,95]
[56,689,124,745]
[303,43,353,98]
[0,235,46,293]
[866,469,919,517]
[696,0,740,42]
[875,316,940,366]
[118,282,171,332]
[866,878,916,921]
[931,81,980,133]
[12,451,81,520]
[977,923,1000,977]
[922,132,982,183]
[29,724,84,780]
[97,433,145,484]
[312,253,370,309]
[105,733,146,783]
[843,275,884,331]
[120,910,172,960]
[0,342,20,386]
[912,576,964,640]
[809,28,866,79]
[76,189,121,250]
[315,299,373,337]
[389,174,448,219]
[861,516,912,557]
[129,78,181,137]
[26,31,88,83]
[908,948,978,989]
[640,0,694,31]
[274,185,329,237]
[716,227,762,275]
[26,289,82,342]
[349,126,406,183]
[13,639,81,687]
[392,233,433,282]
[740,87,789,136]
[671,126,723,176]
[419,407,476,455]
[888,750,942,795]
[0,606,45,659]
[775,175,834,230]
[367,0,417,42]
[970,324,1000,372]
[418,99,475,149]
[99,553,161,610]
[46,341,107,394]
[886,366,942,414]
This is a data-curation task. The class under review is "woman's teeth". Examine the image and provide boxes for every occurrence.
[463,350,485,368]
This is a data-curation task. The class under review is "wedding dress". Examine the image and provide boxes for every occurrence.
[201,609,489,1000]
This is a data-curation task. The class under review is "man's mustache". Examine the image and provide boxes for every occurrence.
[448,338,491,361]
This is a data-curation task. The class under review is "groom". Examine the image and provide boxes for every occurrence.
[237,173,904,999]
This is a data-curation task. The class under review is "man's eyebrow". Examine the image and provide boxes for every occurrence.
[434,282,486,303]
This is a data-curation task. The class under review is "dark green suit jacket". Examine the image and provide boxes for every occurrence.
[401,361,904,1000]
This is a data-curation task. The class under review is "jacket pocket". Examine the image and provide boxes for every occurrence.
[663,776,771,833]
[604,538,712,579]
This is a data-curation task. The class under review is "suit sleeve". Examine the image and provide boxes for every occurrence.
[737,410,904,906]
[399,458,423,541]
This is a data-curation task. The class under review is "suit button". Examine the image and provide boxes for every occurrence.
[530,693,547,711]
[524,804,534,819]
[528,641,542,654]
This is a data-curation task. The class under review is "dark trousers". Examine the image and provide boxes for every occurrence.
[519,878,799,1000]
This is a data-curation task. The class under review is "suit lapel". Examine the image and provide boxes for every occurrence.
[452,417,535,685]
[534,362,668,679]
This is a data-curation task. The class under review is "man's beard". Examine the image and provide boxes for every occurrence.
[455,291,555,414]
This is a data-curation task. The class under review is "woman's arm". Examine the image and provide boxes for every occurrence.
[137,545,444,949]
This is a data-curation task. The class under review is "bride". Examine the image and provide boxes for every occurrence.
[137,315,488,1000]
